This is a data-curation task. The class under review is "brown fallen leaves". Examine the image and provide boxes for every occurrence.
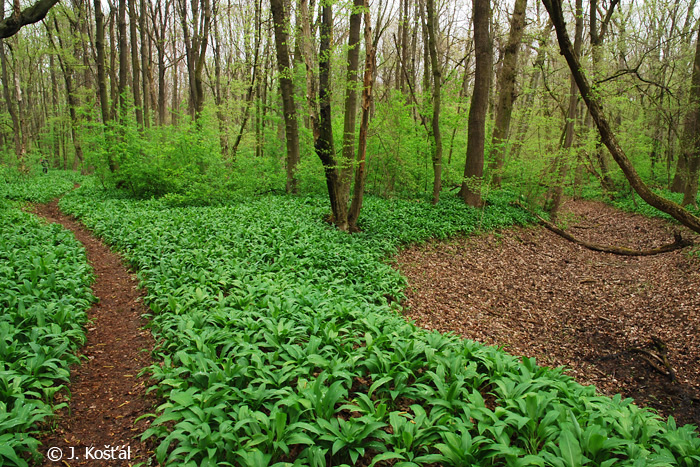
[395,199,700,428]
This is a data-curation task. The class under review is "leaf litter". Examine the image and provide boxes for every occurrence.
[395,199,700,428]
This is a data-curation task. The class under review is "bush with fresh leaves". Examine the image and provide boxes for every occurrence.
[60,187,700,466]
[0,204,94,466]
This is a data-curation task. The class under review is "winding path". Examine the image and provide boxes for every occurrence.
[34,201,156,466]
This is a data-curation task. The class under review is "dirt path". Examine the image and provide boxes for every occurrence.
[396,199,700,428]
[33,201,156,466]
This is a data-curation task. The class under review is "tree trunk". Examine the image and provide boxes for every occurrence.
[270,0,300,194]
[681,28,700,206]
[488,0,527,188]
[118,0,128,126]
[460,0,491,206]
[348,1,375,231]
[549,0,582,221]
[0,39,23,168]
[94,0,111,127]
[315,4,343,225]
[128,0,143,129]
[511,21,552,161]
[543,0,700,234]
[139,0,149,128]
[337,0,364,223]
[426,0,442,204]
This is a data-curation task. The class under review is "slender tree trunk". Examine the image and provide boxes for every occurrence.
[315,4,342,224]
[460,0,491,206]
[348,1,375,231]
[94,0,110,126]
[118,0,128,125]
[488,0,527,188]
[139,0,149,128]
[337,0,364,223]
[108,9,118,120]
[270,0,300,193]
[49,18,84,171]
[511,21,552,160]
[128,0,143,129]
[549,0,582,220]
[426,0,442,204]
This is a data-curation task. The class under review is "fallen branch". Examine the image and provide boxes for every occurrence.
[631,338,676,382]
[516,203,694,256]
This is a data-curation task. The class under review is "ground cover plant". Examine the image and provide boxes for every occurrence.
[0,168,82,204]
[59,186,700,466]
[0,199,93,466]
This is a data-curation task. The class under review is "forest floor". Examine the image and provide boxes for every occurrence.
[396,199,700,428]
[33,201,156,466]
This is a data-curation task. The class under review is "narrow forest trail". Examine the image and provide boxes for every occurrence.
[396,199,700,428]
[33,201,156,466]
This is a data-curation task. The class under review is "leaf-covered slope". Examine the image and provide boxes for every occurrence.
[60,188,700,466]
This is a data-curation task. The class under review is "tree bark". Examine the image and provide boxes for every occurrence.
[681,28,700,206]
[488,0,527,188]
[348,0,375,231]
[549,0,582,221]
[117,0,128,126]
[315,4,343,226]
[270,0,300,194]
[139,0,149,128]
[543,0,700,234]
[460,0,491,206]
[0,39,23,168]
[337,0,364,224]
[128,0,143,129]
[426,0,443,205]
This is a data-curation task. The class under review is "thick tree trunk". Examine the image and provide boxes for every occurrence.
[543,0,700,234]
[681,29,700,206]
[489,0,527,188]
[426,0,442,205]
[460,0,491,207]
[0,39,23,168]
[270,0,300,194]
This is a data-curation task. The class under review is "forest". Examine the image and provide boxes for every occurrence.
[1,0,700,465]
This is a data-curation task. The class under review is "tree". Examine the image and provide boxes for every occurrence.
[0,0,60,38]
[548,0,582,220]
[178,0,211,121]
[425,0,443,204]
[680,28,700,206]
[542,0,700,234]
[270,0,300,194]
[488,0,527,188]
[313,1,363,231]
[460,0,491,207]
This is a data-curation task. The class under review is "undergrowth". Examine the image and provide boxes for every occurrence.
[0,194,94,465]
[58,186,700,466]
